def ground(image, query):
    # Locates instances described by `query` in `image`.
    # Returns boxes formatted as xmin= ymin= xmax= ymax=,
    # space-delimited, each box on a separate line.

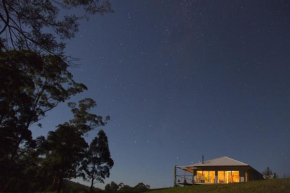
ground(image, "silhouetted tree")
xmin=0 ymin=50 xmax=87 ymax=191
xmin=118 ymin=184 xmax=133 ymax=192
xmin=0 ymin=1 xmax=113 ymax=192
xmin=0 ymin=49 xmax=86 ymax=157
xmin=0 ymin=135 xmax=46 ymax=192
xmin=134 ymin=183 xmax=150 ymax=192
xmin=84 ymin=130 xmax=114 ymax=192
xmin=0 ymin=0 xmax=113 ymax=58
xmin=263 ymin=167 xmax=276 ymax=179
xmin=105 ymin=181 xmax=119 ymax=192
xmin=68 ymin=98 xmax=110 ymax=134
xmin=42 ymin=125 xmax=88 ymax=193
xmin=39 ymin=98 xmax=109 ymax=193
xmin=104 ymin=182 xmax=150 ymax=193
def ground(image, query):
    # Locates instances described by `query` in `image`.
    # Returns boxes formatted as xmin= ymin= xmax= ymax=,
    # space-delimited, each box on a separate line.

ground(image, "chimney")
xmin=202 ymin=155 xmax=204 ymax=164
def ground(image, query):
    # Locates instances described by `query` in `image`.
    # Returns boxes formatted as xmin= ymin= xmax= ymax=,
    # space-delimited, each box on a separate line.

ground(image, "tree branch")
xmin=0 ymin=0 xmax=10 ymax=34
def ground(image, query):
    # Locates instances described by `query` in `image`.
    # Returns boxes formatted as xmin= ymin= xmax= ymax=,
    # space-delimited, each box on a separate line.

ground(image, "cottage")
xmin=174 ymin=156 xmax=263 ymax=185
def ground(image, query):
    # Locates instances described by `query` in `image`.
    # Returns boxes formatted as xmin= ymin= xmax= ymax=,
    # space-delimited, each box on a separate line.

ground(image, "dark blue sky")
xmin=32 ymin=0 xmax=290 ymax=189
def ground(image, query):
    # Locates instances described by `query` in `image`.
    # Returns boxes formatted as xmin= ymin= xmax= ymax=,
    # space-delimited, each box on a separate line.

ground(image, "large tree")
xmin=0 ymin=50 xmax=89 ymax=191
xmin=0 ymin=0 xmax=113 ymax=58
xmin=0 ymin=0 xmax=113 ymax=161
xmin=84 ymin=130 xmax=114 ymax=192
xmin=39 ymin=98 xmax=109 ymax=193
xmin=0 ymin=1 xmax=113 ymax=192
xmin=42 ymin=125 xmax=88 ymax=193
xmin=0 ymin=49 xmax=87 ymax=160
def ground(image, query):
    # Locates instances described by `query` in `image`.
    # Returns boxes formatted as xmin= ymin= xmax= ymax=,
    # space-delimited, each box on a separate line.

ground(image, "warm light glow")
xmin=209 ymin=171 xmax=215 ymax=183
xmin=197 ymin=170 xmax=240 ymax=184
xmin=196 ymin=171 xmax=202 ymax=183
xmin=226 ymin=171 xmax=231 ymax=183
xmin=232 ymin=171 xmax=239 ymax=182
xmin=196 ymin=171 xmax=215 ymax=184
xmin=218 ymin=171 xmax=225 ymax=184
xmin=218 ymin=171 xmax=240 ymax=184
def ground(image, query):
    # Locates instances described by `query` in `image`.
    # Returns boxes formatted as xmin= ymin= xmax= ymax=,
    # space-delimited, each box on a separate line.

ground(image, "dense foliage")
xmin=0 ymin=1 xmax=114 ymax=192
xmin=105 ymin=181 xmax=150 ymax=193
xmin=54 ymin=180 xmax=151 ymax=193
xmin=84 ymin=130 xmax=114 ymax=192
xmin=0 ymin=0 xmax=113 ymax=58
xmin=0 ymin=91 xmax=112 ymax=192
xmin=262 ymin=167 xmax=277 ymax=179
xmin=0 ymin=49 xmax=87 ymax=159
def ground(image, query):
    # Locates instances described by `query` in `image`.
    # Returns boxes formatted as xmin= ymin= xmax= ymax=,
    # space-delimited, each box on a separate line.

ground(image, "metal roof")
xmin=189 ymin=156 xmax=248 ymax=166
xmin=177 ymin=156 xmax=249 ymax=168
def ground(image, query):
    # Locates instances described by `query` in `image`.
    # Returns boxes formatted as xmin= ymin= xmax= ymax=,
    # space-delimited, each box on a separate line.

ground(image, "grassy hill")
xmin=145 ymin=178 xmax=290 ymax=193
xmin=63 ymin=180 xmax=103 ymax=193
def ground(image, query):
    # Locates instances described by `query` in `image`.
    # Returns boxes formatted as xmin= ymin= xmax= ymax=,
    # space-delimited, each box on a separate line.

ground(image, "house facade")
xmin=174 ymin=156 xmax=263 ymax=185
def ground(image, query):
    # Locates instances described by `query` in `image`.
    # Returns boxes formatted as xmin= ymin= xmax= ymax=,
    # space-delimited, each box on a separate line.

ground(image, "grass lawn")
xmin=146 ymin=178 xmax=290 ymax=193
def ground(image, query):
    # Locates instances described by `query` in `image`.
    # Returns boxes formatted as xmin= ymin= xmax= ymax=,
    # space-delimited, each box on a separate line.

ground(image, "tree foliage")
xmin=263 ymin=167 xmax=277 ymax=179
xmin=134 ymin=183 xmax=151 ymax=192
xmin=0 ymin=1 xmax=114 ymax=192
xmin=39 ymin=98 xmax=110 ymax=193
xmin=0 ymin=0 xmax=113 ymax=58
xmin=84 ymin=130 xmax=114 ymax=192
xmin=68 ymin=98 xmax=110 ymax=134
xmin=104 ymin=181 xmax=150 ymax=193
xmin=105 ymin=181 xmax=119 ymax=192
xmin=42 ymin=125 xmax=88 ymax=193
xmin=0 ymin=49 xmax=87 ymax=160
xmin=0 ymin=49 xmax=88 ymax=191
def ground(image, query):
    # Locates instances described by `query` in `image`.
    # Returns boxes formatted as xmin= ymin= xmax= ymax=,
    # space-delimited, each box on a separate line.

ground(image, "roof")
xmin=190 ymin=156 xmax=248 ymax=167
xmin=177 ymin=156 xmax=249 ymax=169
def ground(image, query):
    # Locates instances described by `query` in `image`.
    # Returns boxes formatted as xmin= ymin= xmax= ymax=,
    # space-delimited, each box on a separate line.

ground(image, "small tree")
xmin=134 ymin=183 xmax=150 ymax=192
xmin=105 ymin=181 xmax=118 ymax=192
xmin=263 ymin=167 xmax=276 ymax=179
xmin=119 ymin=184 xmax=133 ymax=192
xmin=84 ymin=130 xmax=114 ymax=192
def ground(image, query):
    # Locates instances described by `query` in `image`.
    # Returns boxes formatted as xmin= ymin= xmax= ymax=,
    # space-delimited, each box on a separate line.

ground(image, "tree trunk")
xmin=51 ymin=177 xmax=57 ymax=191
xmin=56 ymin=177 xmax=63 ymax=193
xmin=90 ymin=178 xmax=94 ymax=193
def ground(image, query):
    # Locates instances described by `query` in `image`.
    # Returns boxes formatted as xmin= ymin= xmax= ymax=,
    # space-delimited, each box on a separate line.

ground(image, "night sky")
xmin=32 ymin=0 xmax=290 ymax=189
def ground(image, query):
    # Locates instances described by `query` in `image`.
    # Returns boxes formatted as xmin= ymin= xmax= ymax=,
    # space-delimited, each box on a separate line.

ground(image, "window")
xmin=196 ymin=171 xmax=215 ymax=184
xmin=232 ymin=171 xmax=239 ymax=182
xmin=196 ymin=171 xmax=202 ymax=183
xmin=218 ymin=171 xmax=225 ymax=184
xmin=218 ymin=171 xmax=240 ymax=184
xmin=226 ymin=171 xmax=232 ymax=183
xmin=209 ymin=171 xmax=215 ymax=183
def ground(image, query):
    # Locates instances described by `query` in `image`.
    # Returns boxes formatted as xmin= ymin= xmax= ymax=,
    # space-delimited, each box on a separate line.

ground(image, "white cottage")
xmin=174 ymin=156 xmax=263 ymax=185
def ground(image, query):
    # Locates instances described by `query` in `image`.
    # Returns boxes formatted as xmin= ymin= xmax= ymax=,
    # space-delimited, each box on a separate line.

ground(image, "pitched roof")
xmin=188 ymin=156 xmax=248 ymax=167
